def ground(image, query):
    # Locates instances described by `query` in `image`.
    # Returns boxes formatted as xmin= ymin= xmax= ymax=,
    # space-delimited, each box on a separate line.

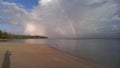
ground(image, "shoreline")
xmin=0 ymin=42 xmax=105 ymax=68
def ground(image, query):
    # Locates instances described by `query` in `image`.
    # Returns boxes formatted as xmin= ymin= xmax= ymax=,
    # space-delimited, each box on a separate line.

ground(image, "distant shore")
xmin=0 ymin=43 xmax=105 ymax=68
xmin=0 ymin=30 xmax=48 ymax=39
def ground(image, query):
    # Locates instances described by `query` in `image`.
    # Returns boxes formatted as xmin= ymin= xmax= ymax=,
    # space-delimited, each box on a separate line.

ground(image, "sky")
xmin=0 ymin=0 xmax=120 ymax=38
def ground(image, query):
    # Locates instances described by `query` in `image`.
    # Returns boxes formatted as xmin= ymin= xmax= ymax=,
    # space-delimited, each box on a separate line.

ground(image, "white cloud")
xmin=24 ymin=23 xmax=45 ymax=35
xmin=29 ymin=0 xmax=118 ymax=38
xmin=40 ymin=0 xmax=54 ymax=6
xmin=0 ymin=2 xmax=29 ymax=24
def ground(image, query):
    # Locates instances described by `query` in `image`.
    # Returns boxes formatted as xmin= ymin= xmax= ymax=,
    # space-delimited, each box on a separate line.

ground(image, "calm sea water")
xmin=2 ymin=39 xmax=120 ymax=68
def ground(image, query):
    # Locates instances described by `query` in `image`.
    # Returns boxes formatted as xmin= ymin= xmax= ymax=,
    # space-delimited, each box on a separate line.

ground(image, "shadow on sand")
xmin=2 ymin=51 xmax=11 ymax=68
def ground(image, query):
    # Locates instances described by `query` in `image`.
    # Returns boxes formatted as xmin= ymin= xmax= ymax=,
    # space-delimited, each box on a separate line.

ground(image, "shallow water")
xmin=1 ymin=39 xmax=120 ymax=68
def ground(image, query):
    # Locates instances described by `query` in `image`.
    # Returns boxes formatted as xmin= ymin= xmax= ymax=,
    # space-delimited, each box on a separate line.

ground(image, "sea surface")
xmin=1 ymin=38 xmax=120 ymax=68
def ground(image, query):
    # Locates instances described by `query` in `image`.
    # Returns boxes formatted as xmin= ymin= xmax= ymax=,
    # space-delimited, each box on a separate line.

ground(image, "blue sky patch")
xmin=4 ymin=0 xmax=39 ymax=10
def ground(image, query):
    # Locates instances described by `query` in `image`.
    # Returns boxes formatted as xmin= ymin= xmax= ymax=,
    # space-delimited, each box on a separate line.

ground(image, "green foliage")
xmin=0 ymin=30 xmax=48 ymax=39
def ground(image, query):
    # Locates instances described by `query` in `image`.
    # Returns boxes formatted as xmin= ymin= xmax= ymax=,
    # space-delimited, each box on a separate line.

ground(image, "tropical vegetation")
xmin=0 ymin=30 xmax=48 ymax=39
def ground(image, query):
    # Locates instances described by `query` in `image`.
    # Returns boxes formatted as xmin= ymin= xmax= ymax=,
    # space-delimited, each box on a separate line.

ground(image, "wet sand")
xmin=0 ymin=43 xmax=104 ymax=68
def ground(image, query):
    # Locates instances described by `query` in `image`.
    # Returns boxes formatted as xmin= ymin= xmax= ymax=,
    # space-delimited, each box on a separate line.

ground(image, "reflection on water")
xmin=25 ymin=39 xmax=120 ymax=68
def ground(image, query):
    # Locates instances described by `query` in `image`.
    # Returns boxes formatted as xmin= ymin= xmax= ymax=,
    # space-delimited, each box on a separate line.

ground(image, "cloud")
xmin=112 ymin=15 xmax=120 ymax=21
xmin=29 ymin=0 xmax=118 ymax=37
xmin=24 ymin=23 xmax=45 ymax=35
xmin=0 ymin=0 xmax=120 ymax=38
xmin=113 ymin=25 xmax=120 ymax=31
xmin=0 ymin=2 xmax=30 ymax=33
xmin=0 ymin=2 xmax=29 ymax=24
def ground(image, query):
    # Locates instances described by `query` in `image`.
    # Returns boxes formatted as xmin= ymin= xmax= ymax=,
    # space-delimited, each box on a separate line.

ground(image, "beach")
xmin=0 ymin=42 xmax=104 ymax=68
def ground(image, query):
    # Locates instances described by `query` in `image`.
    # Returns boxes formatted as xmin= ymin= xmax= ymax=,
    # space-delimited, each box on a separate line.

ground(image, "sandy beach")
xmin=0 ymin=42 xmax=104 ymax=68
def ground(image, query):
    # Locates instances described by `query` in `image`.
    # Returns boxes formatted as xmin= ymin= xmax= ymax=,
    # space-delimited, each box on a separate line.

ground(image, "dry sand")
xmin=0 ymin=42 xmax=105 ymax=68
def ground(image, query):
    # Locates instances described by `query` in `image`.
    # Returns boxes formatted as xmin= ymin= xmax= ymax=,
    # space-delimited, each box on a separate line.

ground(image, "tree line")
xmin=0 ymin=30 xmax=48 ymax=39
